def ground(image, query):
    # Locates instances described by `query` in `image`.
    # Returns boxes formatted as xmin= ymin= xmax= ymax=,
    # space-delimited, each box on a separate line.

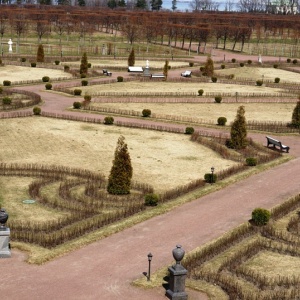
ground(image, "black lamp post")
xmin=147 ymin=253 xmax=153 ymax=281
xmin=211 ymin=167 xmax=215 ymax=184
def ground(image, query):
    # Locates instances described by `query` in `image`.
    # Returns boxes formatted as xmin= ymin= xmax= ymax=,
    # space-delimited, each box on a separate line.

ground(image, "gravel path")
xmin=1 ymin=49 xmax=300 ymax=300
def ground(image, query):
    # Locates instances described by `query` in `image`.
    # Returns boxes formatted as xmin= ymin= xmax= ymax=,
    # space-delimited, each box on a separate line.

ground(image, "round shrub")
xmin=246 ymin=157 xmax=257 ymax=166
xmin=189 ymin=62 xmax=194 ymax=67
xmin=251 ymin=208 xmax=271 ymax=226
xmin=144 ymin=193 xmax=159 ymax=206
xmin=84 ymin=95 xmax=92 ymax=102
xmin=228 ymin=74 xmax=235 ymax=79
xmin=117 ymin=76 xmax=123 ymax=82
xmin=293 ymin=59 xmax=298 ymax=64
xmin=42 ymin=76 xmax=50 ymax=82
xmin=287 ymin=58 xmax=291 ymax=63
xmin=54 ymin=60 xmax=60 ymax=65
xmin=64 ymin=65 xmax=70 ymax=72
xmin=215 ymin=95 xmax=222 ymax=103
xmin=204 ymin=173 xmax=217 ymax=184
xmin=217 ymin=117 xmax=227 ymax=126
xmin=73 ymin=102 xmax=82 ymax=109
xmin=231 ymin=58 xmax=236 ymax=63
xmin=80 ymin=73 xmax=86 ymax=78
xmin=198 ymin=89 xmax=204 ymax=96
xmin=21 ymin=57 xmax=26 ymax=62
xmin=240 ymin=62 xmax=244 ymax=67
xmin=3 ymin=80 xmax=11 ymax=86
xmin=185 ymin=127 xmax=194 ymax=134
xmin=31 ymin=62 xmax=36 ymax=67
xmin=142 ymin=109 xmax=151 ymax=117
xmin=274 ymin=77 xmax=280 ymax=83
xmin=0 ymin=87 xmax=3 ymax=94
xmin=273 ymin=64 xmax=278 ymax=68
xmin=104 ymin=116 xmax=114 ymax=125
xmin=200 ymin=66 xmax=204 ymax=72
xmin=74 ymin=89 xmax=82 ymax=96
xmin=247 ymin=60 xmax=252 ymax=65
xmin=81 ymin=80 xmax=88 ymax=86
xmin=33 ymin=106 xmax=41 ymax=115
xmin=45 ymin=83 xmax=52 ymax=90
xmin=225 ymin=138 xmax=234 ymax=149
xmin=2 ymin=97 xmax=11 ymax=105
xmin=256 ymin=80 xmax=263 ymax=86
xmin=221 ymin=64 xmax=225 ymax=69
xmin=211 ymin=76 xmax=217 ymax=83
xmin=88 ymin=63 xmax=92 ymax=68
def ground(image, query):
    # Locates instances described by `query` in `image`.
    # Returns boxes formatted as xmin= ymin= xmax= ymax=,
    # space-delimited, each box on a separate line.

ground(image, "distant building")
xmin=266 ymin=0 xmax=298 ymax=14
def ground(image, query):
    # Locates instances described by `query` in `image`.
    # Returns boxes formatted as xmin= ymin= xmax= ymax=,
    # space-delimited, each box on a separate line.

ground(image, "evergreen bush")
xmin=142 ymin=109 xmax=151 ymax=117
xmin=240 ymin=62 xmax=244 ymax=67
xmin=215 ymin=95 xmax=222 ymax=103
xmin=246 ymin=157 xmax=257 ymax=166
xmin=31 ymin=62 xmax=37 ymax=67
xmin=198 ymin=89 xmax=204 ymax=96
xmin=21 ymin=57 xmax=26 ymax=62
xmin=42 ymin=76 xmax=50 ymax=82
xmin=88 ymin=63 xmax=92 ymax=68
xmin=73 ymin=102 xmax=82 ymax=109
xmin=189 ymin=62 xmax=194 ymax=67
xmin=45 ymin=83 xmax=52 ymax=90
xmin=274 ymin=77 xmax=280 ymax=83
xmin=81 ymin=80 xmax=88 ymax=86
xmin=287 ymin=58 xmax=291 ymax=63
xmin=84 ymin=95 xmax=92 ymax=102
xmin=247 ymin=60 xmax=252 ymax=64
xmin=128 ymin=48 xmax=135 ymax=66
xmin=0 ymin=87 xmax=2 ymax=94
xmin=217 ymin=117 xmax=227 ymax=126
xmin=104 ymin=116 xmax=114 ymax=125
xmin=144 ymin=194 xmax=159 ymax=206
xmin=3 ymin=80 xmax=11 ymax=86
xmin=211 ymin=76 xmax=217 ymax=83
xmin=221 ymin=64 xmax=225 ymax=69
xmin=2 ymin=97 xmax=11 ymax=105
xmin=80 ymin=52 xmax=88 ymax=76
xmin=256 ymin=80 xmax=263 ymax=86
xmin=203 ymin=56 xmax=214 ymax=77
xmin=36 ymin=44 xmax=44 ymax=63
xmin=185 ymin=127 xmax=194 ymax=134
xmin=64 ymin=65 xmax=70 ymax=72
xmin=204 ymin=173 xmax=217 ymax=184
xmin=74 ymin=89 xmax=82 ymax=96
xmin=231 ymin=58 xmax=236 ymax=63
xmin=252 ymin=208 xmax=271 ymax=226
xmin=273 ymin=64 xmax=278 ymax=68
xmin=54 ymin=60 xmax=60 ymax=65
xmin=33 ymin=106 xmax=41 ymax=115
xmin=291 ymin=101 xmax=300 ymax=127
xmin=225 ymin=139 xmax=234 ymax=149
xmin=293 ymin=59 xmax=298 ymax=64
xmin=117 ymin=76 xmax=123 ymax=82
xmin=230 ymin=106 xmax=248 ymax=149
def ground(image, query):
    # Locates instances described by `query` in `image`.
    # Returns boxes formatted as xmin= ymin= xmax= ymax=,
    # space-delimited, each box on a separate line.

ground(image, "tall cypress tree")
xmin=203 ymin=55 xmax=214 ymax=77
xmin=163 ymin=60 xmax=169 ymax=80
xmin=128 ymin=48 xmax=135 ymax=66
xmin=291 ymin=100 xmax=300 ymax=127
xmin=37 ymin=44 xmax=44 ymax=63
xmin=230 ymin=106 xmax=248 ymax=150
xmin=80 ymin=52 xmax=88 ymax=76
xmin=107 ymin=136 xmax=133 ymax=195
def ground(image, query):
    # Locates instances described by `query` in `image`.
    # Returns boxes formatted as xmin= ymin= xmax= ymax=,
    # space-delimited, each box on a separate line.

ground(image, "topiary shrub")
xmin=42 ymin=76 xmax=50 ymax=82
xmin=211 ymin=76 xmax=217 ymax=83
xmin=31 ymin=62 xmax=36 ymax=67
xmin=3 ymin=80 xmax=11 ymax=86
xmin=221 ymin=64 xmax=225 ymax=69
xmin=142 ymin=109 xmax=151 ymax=117
xmin=80 ymin=73 xmax=86 ymax=78
xmin=88 ymin=63 xmax=92 ymax=68
xmin=251 ymin=208 xmax=271 ymax=226
xmin=228 ymin=74 xmax=235 ymax=79
xmin=274 ymin=77 xmax=280 ymax=83
xmin=204 ymin=173 xmax=217 ymax=184
xmin=293 ymin=59 xmax=298 ymax=64
xmin=240 ymin=62 xmax=244 ymax=67
xmin=217 ymin=117 xmax=227 ymax=126
xmin=74 ymin=89 xmax=82 ymax=96
xmin=256 ymin=80 xmax=263 ymax=86
xmin=198 ymin=89 xmax=204 ymax=96
xmin=73 ymin=101 xmax=82 ymax=109
xmin=144 ymin=193 xmax=159 ymax=206
xmin=54 ymin=60 xmax=60 ymax=65
xmin=246 ymin=157 xmax=257 ymax=166
xmin=64 ymin=65 xmax=70 ymax=72
xmin=247 ymin=60 xmax=252 ymax=65
xmin=2 ymin=97 xmax=11 ymax=105
xmin=45 ymin=83 xmax=52 ymax=90
xmin=33 ymin=106 xmax=41 ymax=115
xmin=104 ymin=116 xmax=114 ymax=125
xmin=200 ymin=66 xmax=204 ymax=72
xmin=225 ymin=138 xmax=234 ymax=149
xmin=117 ymin=76 xmax=123 ymax=82
xmin=215 ymin=95 xmax=222 ymax=103
xmin=84 ymin=95 xmax=92 ymax=102
xmin=21 ymin=57 xmax=26 ymax=62
xmin=189 ymin=62 xmax=194 ymax=67
xmin=185 ymin=127 xmax=194 ymax=134
xmin=231 ymin=58 xmax=236 ymax=63
xmin=287 ymin=58 xmax=291 ymax=63
xmin=81 ymin=80 xmax=88 ymax=86
xmin=273 ymin=64 xmax=278 ymax=68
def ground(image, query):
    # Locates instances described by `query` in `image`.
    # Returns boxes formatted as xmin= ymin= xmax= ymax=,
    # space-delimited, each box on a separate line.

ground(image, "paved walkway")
xmin=1 ymin=49 xmax=300 ymax=300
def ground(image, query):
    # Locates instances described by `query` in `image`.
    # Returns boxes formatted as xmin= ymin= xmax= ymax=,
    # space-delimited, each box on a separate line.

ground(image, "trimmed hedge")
xmin=251 ymin=208 xmax=271 ymax=226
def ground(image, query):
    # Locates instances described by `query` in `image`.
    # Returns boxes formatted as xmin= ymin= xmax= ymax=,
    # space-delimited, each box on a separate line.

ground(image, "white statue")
xmin=146 ymin=60 xmax=149 ymax=68
xmin=258 ymin=54 xmax=262 ymax=64
xmin=8 ymin=39 xmax=13 ymax=53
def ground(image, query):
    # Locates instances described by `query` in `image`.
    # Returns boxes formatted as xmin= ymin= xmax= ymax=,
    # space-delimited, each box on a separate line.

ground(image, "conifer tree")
xmin=291 ymin=100 xmax=300 ymax=127
xmin=37 ymin=44 xmax=45 ymax=63
xmin=107 ymin=136 xmax=133 ymax=195
xmin=163 ymin=60 xmax=169 ymax=80
xmin=203 ymin=55 xmax=214 ymax=77
xmin=230 ymin=106 xmax=248 ymax=149
xmin=128 ymin=48 xmax=135 ymax=66
xmin=80 ymin=52 xmax=88 ymax=76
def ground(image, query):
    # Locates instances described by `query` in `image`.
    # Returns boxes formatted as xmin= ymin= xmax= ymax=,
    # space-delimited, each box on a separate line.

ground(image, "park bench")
xmin=151 ymin=73 xmax=165 ymax=79
xmin=181 ymin=70 xmax=192 ymax=77
xmin=128 ymin=66 xmax=143 ymax=72
xmin=266 ymin=136 xmax=290 ymax=153
xmin=103 ymin=69 xmax=112 ymax=76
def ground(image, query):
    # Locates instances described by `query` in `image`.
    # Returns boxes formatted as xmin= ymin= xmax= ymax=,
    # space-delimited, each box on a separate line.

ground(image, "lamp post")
xmin=147 ymin=253 xmax=153 ymax=281
xmin=211 ymin=167 xmax=215 ymax=184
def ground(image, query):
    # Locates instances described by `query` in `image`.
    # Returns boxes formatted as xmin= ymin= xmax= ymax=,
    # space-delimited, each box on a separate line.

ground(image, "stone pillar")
xmin=0 ymin=228 xmax=11 ymax=258
xmin=166 ymin=245 xmax=188 ymax=300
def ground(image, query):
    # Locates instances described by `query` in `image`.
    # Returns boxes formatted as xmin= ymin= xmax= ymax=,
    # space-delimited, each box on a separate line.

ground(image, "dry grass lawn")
xmin=0 ymin=65 xmax=73 ymax=83
xmin=0 ymin=117 xmax=238 ymax=193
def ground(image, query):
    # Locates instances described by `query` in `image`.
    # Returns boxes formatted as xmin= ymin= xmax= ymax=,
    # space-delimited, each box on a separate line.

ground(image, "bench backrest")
xmin=128 ymin=66 xmax=143 ymax=72
xmin=266 ymin=136 xmax=281 ymax=146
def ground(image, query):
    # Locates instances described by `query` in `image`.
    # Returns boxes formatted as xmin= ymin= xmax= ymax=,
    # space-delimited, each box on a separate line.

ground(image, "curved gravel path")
xmin=1 ymin=49 xmax=300 ymax=300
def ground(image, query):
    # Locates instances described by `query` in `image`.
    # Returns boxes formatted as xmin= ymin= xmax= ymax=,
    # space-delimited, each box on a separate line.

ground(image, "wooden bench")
xmin=266 ymin=136 xmax=290 ymax=153
xmin=151 ymin=73 xmax=165 ymax=79
xmin=103 ymin=69 xmax=112 ymax=76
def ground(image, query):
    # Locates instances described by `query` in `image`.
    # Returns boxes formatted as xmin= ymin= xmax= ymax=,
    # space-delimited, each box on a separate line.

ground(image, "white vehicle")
xmin=181 ymin=70 xmax=192 ymax=77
